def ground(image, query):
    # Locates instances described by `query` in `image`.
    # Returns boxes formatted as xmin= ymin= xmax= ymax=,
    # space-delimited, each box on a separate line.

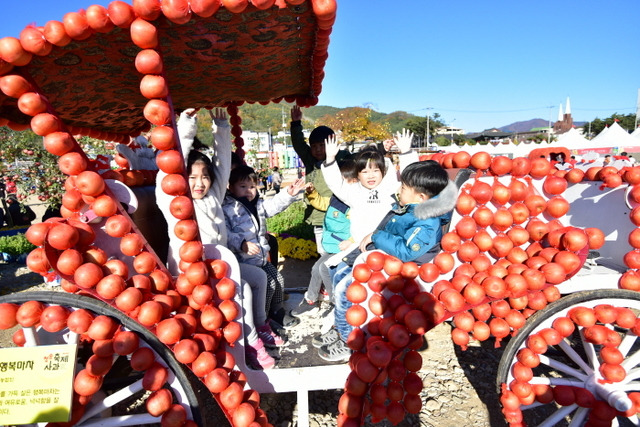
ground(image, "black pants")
xmin=266 ymin=233 xmax=278 ymax=268
xmin=262 ymin=262 xmax=284 ymax=317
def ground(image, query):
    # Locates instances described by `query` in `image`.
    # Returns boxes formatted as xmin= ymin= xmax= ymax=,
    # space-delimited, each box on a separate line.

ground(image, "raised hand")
xmin=394 ymin=128 xmax=414 ymax=154
xmin=209 ymin=107 xmax=228 ymax=124
xmin=291 ymin=105 xmax=302 ymax=121
xmin=324 ymin=134 xmax=340 ymax=164
xmin=383 ymin=139 xmax=395 ymax=152
xmin=305 ymin=182 xmax=315 ymax=194
xmin=287 ymin=178 xmax=307 ymax=196
xmin=183 ymin=108 xmax=198 ymax=117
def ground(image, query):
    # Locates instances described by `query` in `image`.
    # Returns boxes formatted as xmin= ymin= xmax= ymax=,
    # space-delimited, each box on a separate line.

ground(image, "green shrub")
xmin=0 ymin=233 xmax=35 ymax=257
xmin=266 ymin=201 xmax=314 ymax=241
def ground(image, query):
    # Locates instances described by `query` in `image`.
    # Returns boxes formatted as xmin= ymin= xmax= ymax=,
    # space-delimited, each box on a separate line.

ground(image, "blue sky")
xmin=1 ymin=1 xmax=638 ymax=132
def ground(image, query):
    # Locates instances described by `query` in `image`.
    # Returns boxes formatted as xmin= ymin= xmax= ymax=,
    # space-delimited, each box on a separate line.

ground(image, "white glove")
xmin=324 ymin=134 xmax=340 ymax=164
xmin=182 ymin=108 xmax=198 ymax=118
xmin=394 ymin=128 xmax=414 ymax=154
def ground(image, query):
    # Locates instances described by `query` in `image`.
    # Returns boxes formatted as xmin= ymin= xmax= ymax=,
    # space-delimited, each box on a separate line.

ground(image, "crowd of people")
xmin=150 ymin=105 xmax=459 ymax=369
xmin=257 ymin=167 xmax=284 ymax=195
xmin=287 ymin=106 xmax=457 ymax=362
xmin=2 ymin=105 xmax=456 ymax=370
xmin=12 ymin=104 xmax=635 ymax=368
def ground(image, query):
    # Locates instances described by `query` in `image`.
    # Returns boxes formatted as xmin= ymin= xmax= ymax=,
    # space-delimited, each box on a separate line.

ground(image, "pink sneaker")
xmin=257 ymin=323 xmax=285 ymax=348
xmin=246 ymin=339 xmax=275 ymax=370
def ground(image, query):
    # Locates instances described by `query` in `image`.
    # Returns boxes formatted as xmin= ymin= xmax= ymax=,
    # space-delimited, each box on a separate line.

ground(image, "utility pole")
xmin=425 ymin=107 xmax=433 ymax=150
xmin=281 ymin=106 xmax=287 ymax=146
xmin=547 ymin=105 xmax=554 ymax=144
xmin=450 ymin=119 xmax=456 ymax=145
xmin=633 ymin=89 xmax=640 ymax=130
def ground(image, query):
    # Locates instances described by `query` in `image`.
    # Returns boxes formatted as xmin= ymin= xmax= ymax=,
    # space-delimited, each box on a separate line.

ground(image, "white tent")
xmin=512 ymin=140 xmax=550 ymax=157
xmin=441 ymin=141 xmax=515 ymax=156
xmin=555 ymin=128 xmax=590 ymax=150
xmin=436 ymin=123 xmax=640 ymax=158
xmin=589 ymin=122 xmax=636 ymax=148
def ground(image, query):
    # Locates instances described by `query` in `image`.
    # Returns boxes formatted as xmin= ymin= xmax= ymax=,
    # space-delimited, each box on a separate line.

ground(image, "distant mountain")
xmin=497 ymin=119 xmax=589 ymax=133
xmin=499 ymin=119 xmax=548 ymax=133
xmin=302 ymin=105 xmax=342 ymax=122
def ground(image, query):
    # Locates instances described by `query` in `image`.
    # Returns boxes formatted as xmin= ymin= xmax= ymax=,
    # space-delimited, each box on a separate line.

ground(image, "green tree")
xmin=239 ymin=103 xmax=288 ymax=134
xmin=191 ymin=104 xmax=419 ymax=145
xmin=584 ymin=113 xmax=637 ymax=138
xmin=194 ymin=110 xmax=214 ymax=146
xmin=433 ymin=135 xmax=451 ymax=147
xmin=452 ymin=134 xmax=468 ymax=145
xmin=383 ymin=111 xmax=415 ymax=134
xmin=317 ymin=107 xmax=391 ymax=143
xmin=302 ymin=105 xmax=341 ymax=123
xmin=405 ymin=113 xmax=444 ymax=147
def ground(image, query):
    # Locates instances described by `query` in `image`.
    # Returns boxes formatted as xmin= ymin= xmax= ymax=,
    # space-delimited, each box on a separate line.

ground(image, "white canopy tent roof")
xmin=435 ymin=122 xmax=640 ymax=157
xmin=555 ymin=128 xmax=590 ymax=150
xmin=589 ymin=122 xmax=636 ymax=148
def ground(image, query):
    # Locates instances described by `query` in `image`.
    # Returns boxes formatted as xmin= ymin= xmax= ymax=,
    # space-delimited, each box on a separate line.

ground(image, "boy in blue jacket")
xmin=315 ymin=160 xmax=458 ymax=362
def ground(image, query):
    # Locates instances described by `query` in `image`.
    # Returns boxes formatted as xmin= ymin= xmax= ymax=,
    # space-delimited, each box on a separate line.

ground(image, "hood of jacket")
xmin=413 ymin=180 xmax=458 ymax=220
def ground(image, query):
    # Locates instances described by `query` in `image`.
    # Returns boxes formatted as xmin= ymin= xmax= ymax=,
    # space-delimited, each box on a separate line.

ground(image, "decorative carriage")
xmin=1 ymin=1 xmax=640 ymax=426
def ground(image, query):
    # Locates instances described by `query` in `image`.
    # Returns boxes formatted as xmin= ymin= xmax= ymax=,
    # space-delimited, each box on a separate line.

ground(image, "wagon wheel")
xmin=496 ymin=289 xmax=640 ymax=427
xmin=0 ymin=291 xmax=211 ymax=426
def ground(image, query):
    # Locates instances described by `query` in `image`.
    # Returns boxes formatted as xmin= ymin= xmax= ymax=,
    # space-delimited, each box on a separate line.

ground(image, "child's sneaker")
xmin=312 ymin=327 xmax=340 ymax=348
xmin=318 ymin=337 xmax=351 ymax=363
xmin=245 ymin=339 xmax=275 ymax=370
xmin=257 ymin=323 xmax=285 ymax=348
xmin=290 ymin=299 xmax=319 ymax=318
xmin=319 ymin=302 xmax=334 ymax=318
xmin=270 ymin=307 xmax=300 ymax=329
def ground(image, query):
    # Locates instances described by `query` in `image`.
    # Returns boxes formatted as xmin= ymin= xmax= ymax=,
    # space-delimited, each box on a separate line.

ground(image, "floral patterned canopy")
xmin=0 ymin=1 xmax=333 ymax=140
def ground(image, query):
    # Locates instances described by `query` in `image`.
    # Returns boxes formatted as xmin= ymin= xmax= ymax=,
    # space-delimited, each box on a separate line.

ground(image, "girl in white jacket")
xmin=156 ymin=109 xmax=281 ymax=370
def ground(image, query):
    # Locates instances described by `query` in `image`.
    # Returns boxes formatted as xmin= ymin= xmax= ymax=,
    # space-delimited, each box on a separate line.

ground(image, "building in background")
xmin=243 ymin=129 xmax=309 ymax=170
xmin=553 ymin=97 xmax=574 ymax=135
